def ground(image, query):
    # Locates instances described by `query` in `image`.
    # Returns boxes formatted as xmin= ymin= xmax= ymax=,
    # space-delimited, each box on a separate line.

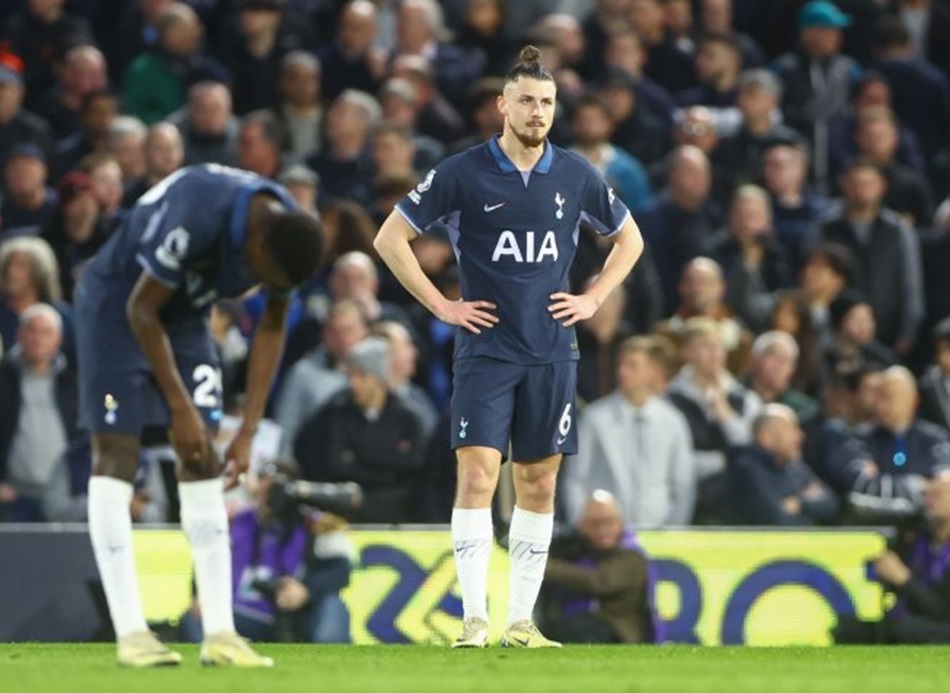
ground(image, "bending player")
xmin=374 ymin=46 xmax=644 ymax=648
xmin=75 ymin=164 xmax=323 ymax=667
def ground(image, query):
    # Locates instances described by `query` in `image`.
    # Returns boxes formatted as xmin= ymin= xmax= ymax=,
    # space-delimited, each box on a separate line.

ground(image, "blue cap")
xmin=799 ymin=1 xmax=852 ymax=29
xmin=5 ymin=143 xmax=45 ymax=164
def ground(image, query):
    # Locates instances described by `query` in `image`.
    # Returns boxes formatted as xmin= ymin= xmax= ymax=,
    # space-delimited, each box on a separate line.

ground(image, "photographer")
xmin=179 ymin=463 xmax=353 ymax=644
xmin=833 ymin=469 xmax=950 ymax=644
xmin=540 ymin=491 xmax=660 ymax=644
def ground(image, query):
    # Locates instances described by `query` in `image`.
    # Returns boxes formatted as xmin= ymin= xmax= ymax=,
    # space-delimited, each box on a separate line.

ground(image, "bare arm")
xmin=373 ymin=210 xmax=498 ymax=334
xmin=549 ymin=216 xmax=645 ymax=326
xmin=222 ymin=290 xmax=290 ymax=485
xmin=127 ymin=273 xmax=211 ymax=465
xmin=239 ymin=290 xmax=289 ymax=437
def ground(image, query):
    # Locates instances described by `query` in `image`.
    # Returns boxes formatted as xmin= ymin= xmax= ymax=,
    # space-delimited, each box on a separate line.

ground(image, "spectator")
xmin=746 ymin=331 xmax=819 ymax=421
xmin=581 ymin=0 xmax=638 ymax=82
xmin=7 ymin=0 xmax=93 ymax=107
xmin=327 ymin=252 xmax=415 ymax=339
xmin=169 ymin=81 xmax=240 ymax=166
xmin=854 ymin=107 xmax=933 ymax=228
xmin=873 ymin=15 xmax=950 ymax=186
xmin=598 ymin=68 xmax=670 ymax=168
xmin=317 ymin=0 xmax=386 ymax=103
xmin=654 ymin=257 xmax=754 ymax=377
xmin=0 ymin=236 xmax=69 ymax=354
xmin=109 ymin=0 xmax=175 ymax=81
xmin=456 ymin=0 xmax=514 ymax=78
xmin=698 ymin=0 xmax=765 ymax=69
xmin=271 ymin=52 xmax=323 ymax=159
xmin=378 ymin=77 xmax=445 ymax=173
xmin=0 ymin=304 xmax=78 ymax=523
xmin=107 ymin=116 xmax=147 ymax=188
xmin=639 ymin=145 xmax=722 ymax=313
xmin=834 ymin=469 xmax=950 ymax=644
xmin=122 ymin=122 xmax=185 ymax=207
xmin=237 ymin=110 xmax=283 ymax=179
xmin=0 ymin=51 xmax=53 ymax=166
xmin=277 ymin=164 xmax=319 ymax=218
xmin=542 ymin=490 xmax=658 ymax=644
xmin=716 ymin=70 xmax=803 ymax=196
xmin=275 ymin=300 xmax=369 ymax=456
xmin=78 ymin=153 xmax=125 ymax=226
xmin=826 ymin=71 xmax=927 ymax=185
xmin=391 ymin=55 xmax=467 ymax=146
xmin=919 ymin=318 xmax=950 ymax=432
xmin=573 ymin=281 xmax=630 ymax=404
xmin=602 ymin=30 xmax=676 ymax=131
xmin=305 ymin=90 xmax=378 ymax=206
xmin=371 ymin=121 xmax=418 ymax=180
xmin=570 ymin=93 xmax=652 ymax=214
xmin=53 ymin=89 xmax=118 ymax=181
xmin=564 ymin=336 xmax=696 ymax=528
xmin=391 ymin=0 xmax=486 ymax=110
xmin=725 ymin=404 xmax=839 ymax=525
xmin=824 ymin=290 xmax=896 ymax=382
xmin=630 ymin=0 xmax=696 ymax=96
xmin=817 ymin=159 xmax=924 ymax=355
xmin=665 ymin=107 xmax=726 ymax=206
xmin=217 ymin=0 xmax=315 ymax=116
xmin=705 ymin=184 xmax=792 ymax=331
xmin=677 ymin=33 xmax=743 ymax=134
xmin=1 ymin=144 xmax=57 ymax=233
xmin=294 ymin=336 xmax=427 ymax=524
xmin=122 ymin=3 xmax=218 ymax=125
xmin=40 ymin=171 xmax=110 ymax=301
xmin=450 ymin=77 xmax=505 ymax=153
xmin=773 ymin=1 xmax=862 ymax=192
xmin=845 ymin=366 xmax=950 ymax=523
xmin=761 ymin=142 xmax=831 ymax=273
xmin=35 ymin=45 xmax=108 ymax=142
xmin=667 ymin=317 xmax=762 ymax=521
xmin=373 ymin=320 xmax=438 ymax=441
xmin=180 ymin=462 xmax=352 ymax=643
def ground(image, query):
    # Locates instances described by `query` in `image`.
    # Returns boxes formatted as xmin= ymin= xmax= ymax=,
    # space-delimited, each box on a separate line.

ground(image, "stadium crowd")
xmin=1 ymin=0 xmax=950 ymax=537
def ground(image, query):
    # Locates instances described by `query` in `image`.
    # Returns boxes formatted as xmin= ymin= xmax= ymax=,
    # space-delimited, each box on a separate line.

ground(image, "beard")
xmin=511 ymin=122 xmax=550 ymax=148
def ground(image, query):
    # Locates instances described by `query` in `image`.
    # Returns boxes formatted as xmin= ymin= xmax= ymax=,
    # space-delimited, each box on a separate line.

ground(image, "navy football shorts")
xmin=75 ymin=277 xmax=223 ymax=435
xmin=450 ymin=357 xmax=578 ymax=460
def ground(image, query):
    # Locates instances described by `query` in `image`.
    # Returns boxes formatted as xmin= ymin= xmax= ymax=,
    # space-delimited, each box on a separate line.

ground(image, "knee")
xmin=92 ymin=435 xmax=140 ymax=483
xmin=516 ymin=469 xmax=558 ymax=508
xmin=456 ymin=464 xmax=497 ymax=501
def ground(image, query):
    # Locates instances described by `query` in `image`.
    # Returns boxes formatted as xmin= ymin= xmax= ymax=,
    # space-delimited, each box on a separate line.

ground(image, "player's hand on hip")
xmin=170 ymin=403 xmax=215 ymax=471
xmin=437 ymin=297 xmax=498 ymax=334
xmin=548 ymin=292 xmax=598 ymax=327
xmin=222 ymin=429 xmax=253 ymax=490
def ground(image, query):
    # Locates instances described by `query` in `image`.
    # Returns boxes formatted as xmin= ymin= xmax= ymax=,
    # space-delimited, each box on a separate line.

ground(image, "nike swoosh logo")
xmin=484 ymin=202 xmax=505 ymax=212
xmin=510 ymin=636 xmax=530 ymax=646
xmin=556 ymin=436 xmax=568 ymax=445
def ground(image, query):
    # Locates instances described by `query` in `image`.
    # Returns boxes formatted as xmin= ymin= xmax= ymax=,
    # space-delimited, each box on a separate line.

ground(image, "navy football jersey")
xmin=84 ymin=164 xmax=298 ymax=320
xmin=396 ymin=136 xmax=630 ymax=364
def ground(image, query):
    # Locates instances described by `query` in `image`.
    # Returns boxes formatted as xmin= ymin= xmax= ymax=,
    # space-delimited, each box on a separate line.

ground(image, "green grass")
xmin=1 ymin=644 xmax=946 ymax=693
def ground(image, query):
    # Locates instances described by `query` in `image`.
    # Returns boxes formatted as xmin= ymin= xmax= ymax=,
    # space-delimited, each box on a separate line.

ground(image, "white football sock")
xmin=451 ymin=507 xmax=494 ymax=622
xmin=507 ymin=507 xmax=554 ymax=626
xmin=88 ymin=476 xmax=148 ymax=639
xmin=179 ymin=479 xmax=235 ymax=636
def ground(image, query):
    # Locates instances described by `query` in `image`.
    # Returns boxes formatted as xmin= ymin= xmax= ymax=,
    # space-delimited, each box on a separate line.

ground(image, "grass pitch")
xmin=0 ymin=644 xmax=945 ymax=693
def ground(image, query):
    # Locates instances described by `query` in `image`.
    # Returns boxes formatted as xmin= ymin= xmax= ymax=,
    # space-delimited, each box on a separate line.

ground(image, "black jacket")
xmin=294 ymin=389 xmax=426 ymax=524
xmin=919 ymin=366 xmax=950 ymax=432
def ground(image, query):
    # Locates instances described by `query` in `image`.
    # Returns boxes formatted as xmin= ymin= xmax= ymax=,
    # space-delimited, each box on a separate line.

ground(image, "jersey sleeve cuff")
xmin=605 ymin=210 xmax=632 ymax=238
xmin=395 ymin=204 xmax=424 ymax=236
xmin=136 ymin=254 xmax=181 ymax=288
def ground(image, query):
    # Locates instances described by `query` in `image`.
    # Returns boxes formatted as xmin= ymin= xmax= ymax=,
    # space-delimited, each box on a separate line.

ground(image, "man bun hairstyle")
xmin=266 ymin=211 xmax=326 ymax=286
xmin=505 ymin=45 xmax=555 ymax=84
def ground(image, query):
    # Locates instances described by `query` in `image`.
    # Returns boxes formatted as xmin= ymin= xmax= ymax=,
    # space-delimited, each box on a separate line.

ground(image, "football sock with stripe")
xmin=507 ymin=507 xmax=554 ymax=626
xmin=452 ymin=507 xmax=494 ymax=622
